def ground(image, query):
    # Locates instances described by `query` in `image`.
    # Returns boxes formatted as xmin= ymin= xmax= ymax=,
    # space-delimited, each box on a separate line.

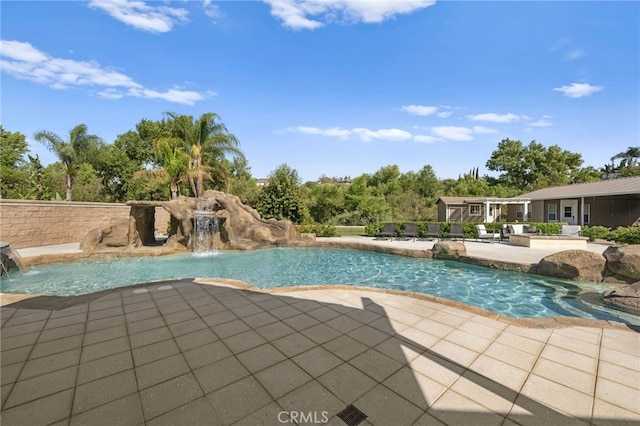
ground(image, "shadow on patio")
xmin=1 ymin=280 xmax=637 ymax=425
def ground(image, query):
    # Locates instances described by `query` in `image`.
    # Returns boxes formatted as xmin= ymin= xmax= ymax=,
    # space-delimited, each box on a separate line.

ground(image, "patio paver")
xmin=1 ymin=277 xmax=638 ymax=425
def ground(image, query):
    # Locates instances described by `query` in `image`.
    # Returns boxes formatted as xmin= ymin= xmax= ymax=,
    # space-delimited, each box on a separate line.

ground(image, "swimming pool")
xmin=1 ymin=248 xmax=637 ymax=325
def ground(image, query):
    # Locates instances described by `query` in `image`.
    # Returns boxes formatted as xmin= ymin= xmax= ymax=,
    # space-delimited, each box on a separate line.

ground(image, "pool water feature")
xmin=1 ymin=248 xmax=637 ymax=325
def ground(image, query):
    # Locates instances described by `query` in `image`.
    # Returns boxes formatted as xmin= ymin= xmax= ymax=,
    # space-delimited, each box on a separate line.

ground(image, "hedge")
xmin=365 ymin=221 xmax=637 ymax=241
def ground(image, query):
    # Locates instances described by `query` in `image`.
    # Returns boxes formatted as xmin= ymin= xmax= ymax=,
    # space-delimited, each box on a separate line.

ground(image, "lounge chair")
xmin=561 ymin=225 xmax=582 ymax=236
xmin=378 ymin=223 xmax=397 ymax=240
xmin=448 ymin=223 xmax=465 ymax=242
xmin=424 ymin=224 xmax=442 ymax=241
xmin=400 ymin=223 xmax=419 ymax=241
xmin=475 ymin=224 xmax=500 ymax=243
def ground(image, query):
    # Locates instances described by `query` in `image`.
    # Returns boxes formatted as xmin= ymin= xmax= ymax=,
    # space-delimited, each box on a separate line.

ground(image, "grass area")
xmin=335 ymin=226 xmax=366 ymax=236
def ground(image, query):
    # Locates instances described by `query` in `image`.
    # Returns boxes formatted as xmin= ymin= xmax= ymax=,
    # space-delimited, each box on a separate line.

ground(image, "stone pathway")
xmin=1 ymin=280 xmax=638 ymax=425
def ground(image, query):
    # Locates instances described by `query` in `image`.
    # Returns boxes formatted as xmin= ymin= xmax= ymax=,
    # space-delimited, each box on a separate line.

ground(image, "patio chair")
xmin=400 ymin=223 xmax=419 ymax=241
xmin=377 ymin=223 xmax=397 ymax=241
xmin=448 ymin=223 xmax=465 ymax=242
xmin=501 ymin=224 xmax=511 ymax=240
xmin=561 ymin=225 xmax=582 ymax=236
xmin=424 ymin=223 xmax=442 ymax=242
xmin=475 ymin=224 xmax=500 ymax=243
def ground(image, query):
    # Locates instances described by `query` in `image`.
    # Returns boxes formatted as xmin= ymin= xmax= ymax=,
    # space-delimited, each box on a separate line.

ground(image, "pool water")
xmin=1 ymin=248 xmax=637 ymax=325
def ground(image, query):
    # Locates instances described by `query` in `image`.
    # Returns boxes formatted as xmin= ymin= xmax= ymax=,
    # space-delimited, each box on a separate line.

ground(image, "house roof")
xmin=436 ymin=196 xmax=531 ymax=205
xmin=436 ymin=197 xmax=468 ymax=205
xmin=518 ymin=176 xmax=640 ymax=200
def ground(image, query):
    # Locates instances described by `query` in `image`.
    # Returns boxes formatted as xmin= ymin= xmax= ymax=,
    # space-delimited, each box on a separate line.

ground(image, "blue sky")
xmin=1 ymin=1 xmax=639 ymax=182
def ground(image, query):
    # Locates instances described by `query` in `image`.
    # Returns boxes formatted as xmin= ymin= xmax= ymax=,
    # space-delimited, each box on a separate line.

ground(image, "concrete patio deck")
xmin=1 ymin=239 xmax=638 ymax=425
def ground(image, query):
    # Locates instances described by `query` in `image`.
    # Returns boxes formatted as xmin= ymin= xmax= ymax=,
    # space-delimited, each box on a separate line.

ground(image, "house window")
xmin=583 ymin=204 xmax=591 ymax=224
xmin=469 ymin=204 xmax=481 ymax=216
xmin=564 ymin=206 xmax=572 ymax=219
xmin=515 ymin=205 xmax=523 ymax=220
xmin=548 ymin=204 xmax=557 ymax=222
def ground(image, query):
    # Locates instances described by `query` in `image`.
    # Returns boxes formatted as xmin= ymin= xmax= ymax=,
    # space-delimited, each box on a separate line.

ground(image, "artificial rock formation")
xmin=80 ymin=218 xmax=130 ymax=251
xmin=603 ymin=281 xmax=640 ymax=312
xmin=82 ymin=190 xmax=309 ymax=253
xmin=603 ymin=245 xmax=640 ymax=283
xmin=536 ymin=250 xmax=606 ymax=282
xmin=432 ymin=241 xmax=467 ymax=260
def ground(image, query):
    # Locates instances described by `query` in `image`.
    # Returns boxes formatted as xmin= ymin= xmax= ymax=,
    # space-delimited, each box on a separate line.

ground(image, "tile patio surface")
xmin=1 ymin=277 xmax=639 ymax=426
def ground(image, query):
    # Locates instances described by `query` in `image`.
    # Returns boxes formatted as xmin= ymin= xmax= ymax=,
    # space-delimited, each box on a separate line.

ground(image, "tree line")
xmin=1 ymin=114 xmax=638 ymax=225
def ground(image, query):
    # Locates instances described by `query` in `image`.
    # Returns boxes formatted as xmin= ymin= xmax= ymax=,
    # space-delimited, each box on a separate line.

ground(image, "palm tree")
xmin=155 ymin=139 xmax=190 ymax=199
xmin=163 ymin=112 xmax=242 ymax=197
xmin=34 ymin=124 xmax=101 ymax=201
xmin=611 ymin=146 xmax=640 ymax=170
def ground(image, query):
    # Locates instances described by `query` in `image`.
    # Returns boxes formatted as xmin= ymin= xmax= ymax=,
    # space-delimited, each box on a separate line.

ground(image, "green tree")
xmin=163 ymin=112 xmax=242 ymax=197
xmin=126 ymin=170 xmax=171 ymax=201
xmin=34 ymin=124 xmax=102 ymax=201
xmin=23 ymin=155 xmax=47 ymax=199
xmin=150 ymin=139 xmax=190 ymax=199
xmin=87 ymin=142 xmax=136 ymax=202
xmin=368 ymin=164 xmax=402 ymax=196
xmin=256 ymin=164 xmax=307 ymax=223
xmin=41 ymin=162 xmax=103 ymax=201
xmin=227 ymin=156 xmax=260 ymax=206
xmin=414 ymin=165 xmax=441 ymax=199
xmin=344 ymin=175 xmax=391 ymax=224
xmin=486 ymin=139 xmax=587 ymax=191
xmin=92 ymin=120 xmax=167 ymax=202
xmin=305 ymin=182 xmax=346 ymax=223
xmin=570 ymin=166 xmax=602 ymax=183
xmin=0 ymin=126 xmax=29 ymax=199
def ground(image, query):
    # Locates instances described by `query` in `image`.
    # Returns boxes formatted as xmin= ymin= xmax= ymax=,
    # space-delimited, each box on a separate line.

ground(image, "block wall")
xmin=0 ymin=200 xmax=171 ymax=249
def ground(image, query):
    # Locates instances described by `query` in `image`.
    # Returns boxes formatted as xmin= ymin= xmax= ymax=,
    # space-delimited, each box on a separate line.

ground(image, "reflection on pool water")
xmin=1 ymin=248 xmax=637 ymax=325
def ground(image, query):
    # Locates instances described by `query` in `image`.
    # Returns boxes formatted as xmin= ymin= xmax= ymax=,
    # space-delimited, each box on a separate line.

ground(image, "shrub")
xmin=297 ymin=223 xmax=337 ymax=237
xmin=582 ymin=226 xmax=613 ymax=242
xmin=610 ymin=226 xmax=640 ymax=244
xmin=533 ymin=222 xmax=562 ymax=235
xmin=365 ymin=223 xmax=382 ymax=237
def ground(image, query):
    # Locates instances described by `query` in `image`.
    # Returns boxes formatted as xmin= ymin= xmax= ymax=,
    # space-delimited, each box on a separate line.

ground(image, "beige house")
xmin=512 ymin=176 xmax=640 ymax=228
xmin=436 ymin=176 xmax=640 ymax=227
xmin=436 ymin=197 xmax=531 ymax=223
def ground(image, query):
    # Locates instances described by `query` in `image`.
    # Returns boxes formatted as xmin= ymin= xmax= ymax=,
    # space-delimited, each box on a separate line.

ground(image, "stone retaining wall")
xmin=0 ymin=200 xmax=171 ymax=249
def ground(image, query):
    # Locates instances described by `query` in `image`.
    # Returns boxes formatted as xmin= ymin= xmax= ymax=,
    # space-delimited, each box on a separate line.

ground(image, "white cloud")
xmin=88 ymin=0 xmax=188 ymax=33
xmin=203 ymin=0 xmax=220 ymax=20
xmin=564 ymin=49 xmax=586 ymax=61
xmin=472 ymin=126 xmax=497 ymax=134
xmin=529 ymin=119 xmax=552 ymax=127
xmin=263 ymin=0 xmax=435 ymax=30
xmin=289 ymin=126 xmax=411 ymax=142
xmin=97 ymin=88 xmax=125 ymax=99
xmin=291 ymin=126 xmax=351 ymax=138
xmin=553 ymin=83 xmax=603 ymax=98
xmin=400 ymin=104 xmax=438 ymax=116
xmin=0 ymin=39 xmax=207 ymax=105
xmin=413 ymin=135 xmax=438 ymax=143
xmin=294 ymin=126 xmax=324 ymax=135
xmin=352 ymin=128 xmax=412 ymax=142
xmin=128 ymin=87 xmax=205 ymax=105
xmin=431 ymin=126 xmax=474 ymax=141
xmin=0 ymin=39 xmax=48 ymax=62
xmin=467 ymin=112 xmax=521 ymax=123
xmin=401 ymin=104 xmax=455 ymax=118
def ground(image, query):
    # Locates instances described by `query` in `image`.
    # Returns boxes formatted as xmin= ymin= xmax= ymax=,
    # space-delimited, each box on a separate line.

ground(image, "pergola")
xmin=463 ymin=197 xmax=532 ymax=223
